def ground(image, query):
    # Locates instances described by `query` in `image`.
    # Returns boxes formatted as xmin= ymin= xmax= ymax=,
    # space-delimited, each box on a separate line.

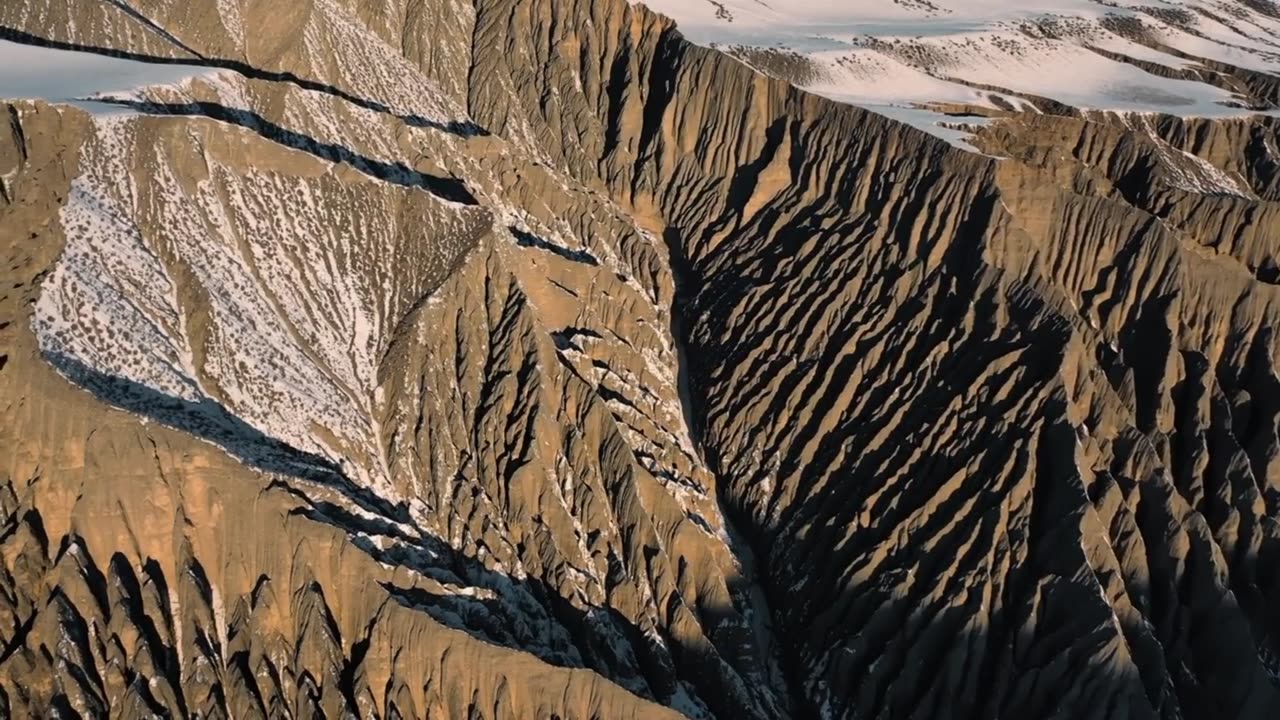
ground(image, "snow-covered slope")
xmin=636 ymin=0 xmax=1280 ymax=145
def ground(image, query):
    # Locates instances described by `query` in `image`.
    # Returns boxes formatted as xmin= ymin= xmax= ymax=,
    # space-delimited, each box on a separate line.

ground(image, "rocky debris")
xmin=725 ymin=46 xmax=825 ymax=87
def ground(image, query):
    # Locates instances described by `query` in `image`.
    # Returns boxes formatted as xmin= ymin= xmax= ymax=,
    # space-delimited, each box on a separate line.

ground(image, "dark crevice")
xmin=550 ymin=326 xmax=604 ymax=352
xmin=660 ymin=222 xmax=810 ymax=719
xmin=6 ymin=105 xmax=26 ymax=162
xmin=637 ymin=28 xmax=682 ymax=166
xmin=102 ymin=0 xmax=205 ymax=59
xmin=510 ymin=226 xmax=599 ymax=266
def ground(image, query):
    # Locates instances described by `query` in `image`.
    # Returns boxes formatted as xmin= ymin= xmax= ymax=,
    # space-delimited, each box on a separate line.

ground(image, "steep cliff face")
xmin=464 ymin=2 xmax=1280 ymax=717
xmin=1 ymin=0 xmax=1279 ymax=719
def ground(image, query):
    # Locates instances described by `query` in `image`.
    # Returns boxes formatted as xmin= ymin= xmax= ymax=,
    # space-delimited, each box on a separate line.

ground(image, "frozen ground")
xmin=635 ymin=0 xmax=1280 ymax=147
xmin=0 ymin=39 xmax=213 ymax=113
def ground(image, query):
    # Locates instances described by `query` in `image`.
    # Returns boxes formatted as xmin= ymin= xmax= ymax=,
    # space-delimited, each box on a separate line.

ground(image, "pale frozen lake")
xmin=0 ymin=39 xmax=211 ymax=113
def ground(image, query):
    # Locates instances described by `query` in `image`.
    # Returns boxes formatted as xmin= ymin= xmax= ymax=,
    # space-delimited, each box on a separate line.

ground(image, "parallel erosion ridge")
xmin=0 ymin=0 xmax=1278 ymax=718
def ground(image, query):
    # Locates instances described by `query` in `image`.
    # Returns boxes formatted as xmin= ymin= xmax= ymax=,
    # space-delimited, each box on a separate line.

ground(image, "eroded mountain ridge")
xmin=0 ymin=0 xmax=1278 ymax=718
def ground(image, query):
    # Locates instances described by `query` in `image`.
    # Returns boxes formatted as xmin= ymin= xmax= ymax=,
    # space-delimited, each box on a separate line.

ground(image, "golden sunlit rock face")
xmin=1 ymin=1 xmax=1279 ymax=718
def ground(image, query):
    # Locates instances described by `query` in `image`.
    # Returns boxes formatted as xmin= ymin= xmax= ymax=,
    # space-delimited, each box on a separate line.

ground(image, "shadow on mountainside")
xmin=37 ymin=350 xmax=768 ymax=718
xmin=102 ymin=0 xmax=203 ymax=59
xmin=0 ymin=27 xmax=490 ymax=138
xmin=91 ymin=97 xmax=478 ymax=204
xmin=661 ymin=180 xmax=1280 ymax=720
xmin=43 ymin=350 xmax=411 ymax=524
xmin=509 ymin=226 xmax=600 ymax=266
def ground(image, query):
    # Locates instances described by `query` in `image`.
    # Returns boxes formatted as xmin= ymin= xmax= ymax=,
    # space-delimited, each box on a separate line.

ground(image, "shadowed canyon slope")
xmin=1 ymin=0 xmax=1279 ymax=718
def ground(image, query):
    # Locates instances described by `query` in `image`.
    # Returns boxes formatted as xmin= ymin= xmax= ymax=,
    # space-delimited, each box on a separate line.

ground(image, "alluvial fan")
xmin=0 ymin=1 xmax=1279 ymax=718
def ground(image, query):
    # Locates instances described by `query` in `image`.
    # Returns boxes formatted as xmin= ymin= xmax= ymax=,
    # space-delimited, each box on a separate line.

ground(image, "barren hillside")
xmin=1 ymin=1 xmax=1278 ymax=718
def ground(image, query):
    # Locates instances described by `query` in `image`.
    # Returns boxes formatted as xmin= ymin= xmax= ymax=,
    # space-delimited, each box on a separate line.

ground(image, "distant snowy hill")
xmin=636 ymin=0 xmax=1280 ymax=146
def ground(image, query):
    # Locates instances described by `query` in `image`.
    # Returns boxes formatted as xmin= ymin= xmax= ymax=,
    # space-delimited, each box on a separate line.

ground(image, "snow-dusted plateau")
xmin=636 ymin=0 xmax=1280 ymax=145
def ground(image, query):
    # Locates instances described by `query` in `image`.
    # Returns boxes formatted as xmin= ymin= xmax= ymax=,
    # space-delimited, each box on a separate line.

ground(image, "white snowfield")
xmin=0 ymin=39 xmax=214 ymax=113
xmin=635 ymin=0 xmax=1280 ymax=146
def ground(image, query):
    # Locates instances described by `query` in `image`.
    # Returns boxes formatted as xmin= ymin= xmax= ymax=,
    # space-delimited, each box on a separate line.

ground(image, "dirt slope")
xmin=1 ymin=0 xmax=1278 ymax=718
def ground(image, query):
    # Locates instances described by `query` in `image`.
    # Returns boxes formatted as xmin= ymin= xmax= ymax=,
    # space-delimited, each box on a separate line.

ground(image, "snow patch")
xmin=634 ymin=0 xmax=1280 ymax=148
